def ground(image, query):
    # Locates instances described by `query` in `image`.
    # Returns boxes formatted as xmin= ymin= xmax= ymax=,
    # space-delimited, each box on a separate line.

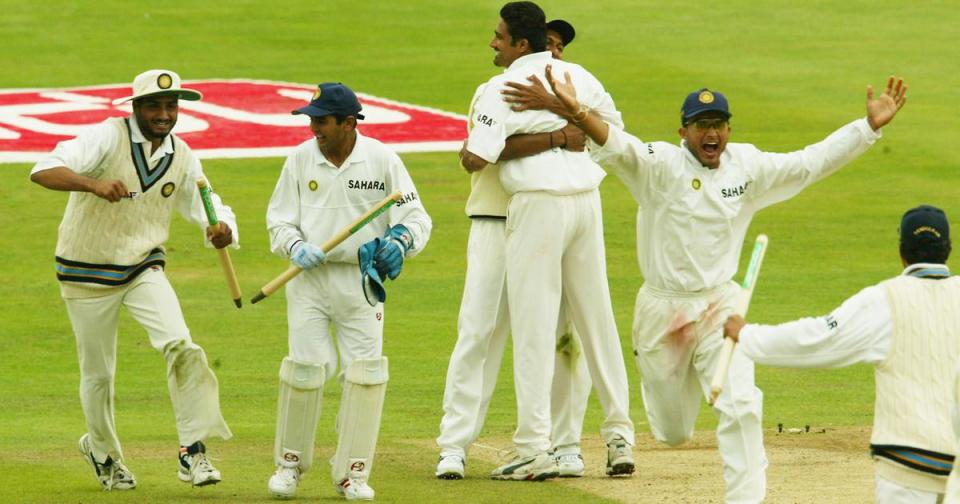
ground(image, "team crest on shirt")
xmin=698 ymin=90 xmax=714 ymax=104
xmin=157 ymin=73 xmax=173 ymax=89
xmin=308 ymin=180 xmax=319 ymax=191
xmin=691 ymin=178 xmax=701 ymax=190
xmin=161 ymin=182 xmax=175 ymax=197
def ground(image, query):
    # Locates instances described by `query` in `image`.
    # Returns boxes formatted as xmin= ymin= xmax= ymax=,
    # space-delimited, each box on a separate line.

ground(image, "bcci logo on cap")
xmin=698 ymin=90 xmax=715 ymax=104
xmin=157 ymin=73 xmax=173 ymax=90
xmin=312 ymin=87 xmax=322 ymax=101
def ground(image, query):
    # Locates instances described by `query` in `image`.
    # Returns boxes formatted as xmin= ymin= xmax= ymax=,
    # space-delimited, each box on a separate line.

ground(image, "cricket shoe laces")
xmin=556 ymin=452 xmax=585 ymax=478
xmin=178 ymin=441 xmax=222 ymax=486
xmin=490 ymin=452 xmax=560 ymax=481
xmin=78 ymin=434 xmax=136 ymax=491
xmin=606 ymin=435 xmax=636 ymax=477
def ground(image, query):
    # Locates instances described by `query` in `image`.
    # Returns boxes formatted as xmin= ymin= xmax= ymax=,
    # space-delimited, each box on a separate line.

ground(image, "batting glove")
xmin=290 ymin=241 xmax=327 ymax=270
xmin=375 ymin=225 xmax=413 ymax=280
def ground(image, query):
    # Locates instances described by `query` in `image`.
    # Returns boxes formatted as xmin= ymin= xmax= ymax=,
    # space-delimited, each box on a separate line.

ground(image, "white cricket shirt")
xmin=266 ymin=132 xmax=432 ymax=264
xmin=31 ymin=115 xmax=239 ymax=247
xmin=466 ymin=51 xmax=616 ymax=195
xmin=592 ymin=118 xmax=881 ymax=292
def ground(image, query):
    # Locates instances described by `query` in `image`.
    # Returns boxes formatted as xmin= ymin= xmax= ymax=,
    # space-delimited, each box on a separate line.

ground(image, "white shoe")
xmin=435 ymin=455 xmax=465 ymax=480
xmin=605 ymin=435 xmax=635 ymax=477
xmin=268 ymin=466 xmax=300 ymax=499
xmin=79 ymin=434 xmax=137 ymax=491
xmin=335 ymin=475 xmax=375 ymax=501
xmin=178 ymin=441 xmax=222 ymax=486
xmin=556 ymin=452 xmax=585 ymax=478
xmin=490 ymin=452 xmax=559 ymax=481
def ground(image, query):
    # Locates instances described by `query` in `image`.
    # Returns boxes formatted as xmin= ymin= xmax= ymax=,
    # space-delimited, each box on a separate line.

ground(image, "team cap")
xmin=680 ymin=88 xmax=731 ymax=125
xmin=900 ymin=205 xmax=950 ymax=249
xmin=111 ymin=69 xmax=202 ymax=105
xmin=547 ymin=19 xmax=576 ymax=46
xmin=292 ymin=82 xmax=365 ymax=120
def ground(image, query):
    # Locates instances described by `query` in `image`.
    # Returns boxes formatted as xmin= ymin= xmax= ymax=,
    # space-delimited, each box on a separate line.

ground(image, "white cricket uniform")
xmin=466 ymin=51 xmax=634 ymax=457
xmin=32 ymin=116 xmax=236 ymax=463
xmin=437 ymin=75 xmax=622 ymax=460
xmin=947 ymin=360 xmax=960 ymax=503
xmin=266 ymin=132 xmax=431 ymax=377
xmin=591 ymin=117 xmax=882 ymax=502
xmin=739 ymin=264 xmax=960 ymax=503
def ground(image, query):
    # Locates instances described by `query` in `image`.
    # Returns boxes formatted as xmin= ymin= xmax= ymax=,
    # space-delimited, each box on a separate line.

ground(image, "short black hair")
xmin=901 ymin=237 xmax=952 ymax=265
xmin=500 ymin=2 xmax=547 ymax=53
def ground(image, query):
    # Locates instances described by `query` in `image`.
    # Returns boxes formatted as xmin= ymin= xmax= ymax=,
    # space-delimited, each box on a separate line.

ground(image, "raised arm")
xmin=543 ymin=64 xmax=610 ymax=146
xmin=866 ymin=76 xmax=907 ymax=131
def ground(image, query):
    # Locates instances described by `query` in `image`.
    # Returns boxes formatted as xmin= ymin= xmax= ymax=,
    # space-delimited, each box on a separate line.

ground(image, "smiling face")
xmin=133 ymin=94 xmax=179 ymax=142
xmin=679 ymin=112 xmax=732 ymax=169
xmin=490 ymin=19 xmax=527 ymax=67
xmin=310 ymin=114 xmax=356 ymax=157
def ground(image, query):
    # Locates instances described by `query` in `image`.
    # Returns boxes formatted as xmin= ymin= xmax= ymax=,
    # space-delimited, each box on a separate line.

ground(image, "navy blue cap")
xmin=680 ymin=88 xmax=731 ymax=125
xmin=292 ymin=82 xmax=365 ymax=120
xmin=900 ymin=205 xmax=950 ymax=248
xmin=547 ymin=19 xmax=575 ymax=46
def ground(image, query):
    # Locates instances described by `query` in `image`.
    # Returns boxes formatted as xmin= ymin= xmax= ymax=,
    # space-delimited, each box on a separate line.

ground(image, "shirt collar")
xmin=902 ymin=263 xmax=951 ymax=279
xmin=506 ymin=51 xmax=553 ymax=71
xmin=127 ymin=115 xmax=174 ymax=157
xmin=316 ymin=131 xmax=367 ymax=168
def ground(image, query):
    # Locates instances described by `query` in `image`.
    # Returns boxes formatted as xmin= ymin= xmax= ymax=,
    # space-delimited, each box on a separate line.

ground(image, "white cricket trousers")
xmin=876 ymin=473 xmax=945 ymax=503
xmin=505 ymin=189 xmax=634 ymax=457
xmin=63 ymin=267 xmax=232 ymax=464
xmin=633 ymin=281 xmax=766 ymax=504
xmin=285 ymin=262 xmax=384 ymax=378
xmin=436 ymin=219 xmax=592 ymax=459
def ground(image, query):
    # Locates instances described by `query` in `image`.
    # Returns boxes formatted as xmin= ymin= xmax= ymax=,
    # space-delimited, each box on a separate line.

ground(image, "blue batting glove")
xmin=291 ymin=241 xmax=326 ymax=270
xmin=375 ymin=225 xmax=413 ymax=280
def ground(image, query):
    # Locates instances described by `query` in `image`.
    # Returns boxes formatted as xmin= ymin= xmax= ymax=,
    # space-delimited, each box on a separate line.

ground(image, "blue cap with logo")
xmin=292 ymin=82 xmax=365 ymax=120
xmin=900 ymin=205 xmax=950 ymax=249
xmin=680 ymin=88 xmax=731 ymax=125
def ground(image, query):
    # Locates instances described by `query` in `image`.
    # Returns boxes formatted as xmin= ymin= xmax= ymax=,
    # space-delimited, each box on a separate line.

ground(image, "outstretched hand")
xmin=866 ymin=76 xmax=907 ymax=131
xmin=543 ymin=64 xmax=581 ymax=117
xmin=503 ymin=74 xmax=554 ymax=112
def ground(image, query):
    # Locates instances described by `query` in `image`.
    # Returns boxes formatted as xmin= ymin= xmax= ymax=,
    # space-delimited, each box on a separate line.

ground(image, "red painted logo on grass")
xmin=0 ymin=79 xmax=467 ymax=163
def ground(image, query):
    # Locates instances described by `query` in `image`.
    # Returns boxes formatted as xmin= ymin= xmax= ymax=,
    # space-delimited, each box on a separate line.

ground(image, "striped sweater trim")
xmin=870 ymin=444 xmax=954 ymax=476
xmin=56 ymin=249 xmax=165 ymax=286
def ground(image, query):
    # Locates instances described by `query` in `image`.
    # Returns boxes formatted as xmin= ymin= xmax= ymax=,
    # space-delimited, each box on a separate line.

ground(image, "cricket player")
xmin=459 ymin=1 xmax=635 ymax=481
xmin=436 ymin=17 xmax=603 ymax=480
xmin=30 ymin=69 xmax=235 ymax=490
xmin=539 ymin=67 xmax=907 ymax=502
xmin=265 ymin=82 xmax=431 ymax=501
xmin=724 ymin=205 xmax=958 ymax=504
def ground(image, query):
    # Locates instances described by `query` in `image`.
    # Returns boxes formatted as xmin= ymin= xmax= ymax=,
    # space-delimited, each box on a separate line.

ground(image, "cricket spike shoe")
xmin=435 ymin=454 xmax=465 ymax=480
xmin=556 ymin=452 xmax=585 ymax=478
xmin=79 ymin=434 xmax=137 ymax=491
xmin=490 ymin=452 xmax=560 ymax=481
xmin=605 ymin=435 xmax=636 ymax=477
xmin=178 ymin=441 xmax=222 ymax=486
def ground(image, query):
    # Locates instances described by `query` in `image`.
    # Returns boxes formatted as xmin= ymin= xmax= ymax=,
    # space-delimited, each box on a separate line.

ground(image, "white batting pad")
xmin=275 ymin=357 xmax=326 ymax=473
xmin=330 ymin=357 xmax=389 ymax=483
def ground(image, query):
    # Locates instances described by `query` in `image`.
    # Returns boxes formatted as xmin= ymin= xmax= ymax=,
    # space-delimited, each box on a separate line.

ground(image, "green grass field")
xmin=1 ymin=1 xmax=957 ymax=502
